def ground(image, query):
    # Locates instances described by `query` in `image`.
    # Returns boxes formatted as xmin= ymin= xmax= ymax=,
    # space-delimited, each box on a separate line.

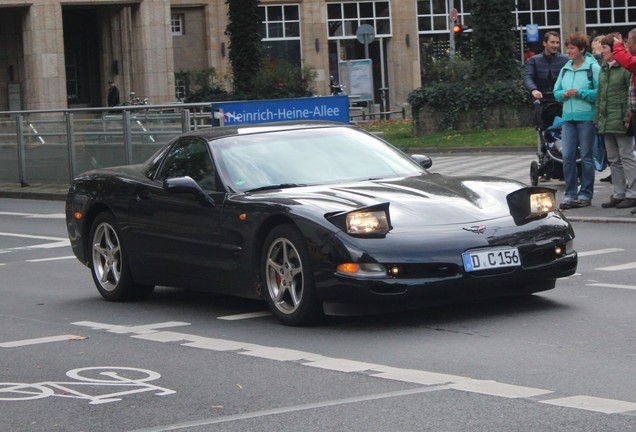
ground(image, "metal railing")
xmin=0 ymin=103 xmax=212 ymax=186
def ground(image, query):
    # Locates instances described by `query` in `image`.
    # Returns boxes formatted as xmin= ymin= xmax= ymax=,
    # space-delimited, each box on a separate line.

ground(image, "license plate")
xmin=462 ymin=247 xmax=520 ymax=272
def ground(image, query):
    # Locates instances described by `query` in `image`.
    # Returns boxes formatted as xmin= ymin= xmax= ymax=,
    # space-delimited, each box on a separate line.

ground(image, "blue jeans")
xmin=561 ymin=120 xmax=595 ymax=202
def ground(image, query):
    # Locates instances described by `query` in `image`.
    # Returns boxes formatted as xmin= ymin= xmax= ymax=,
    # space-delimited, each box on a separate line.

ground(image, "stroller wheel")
xmin=530 ymin=161 xmax=540 ymax=186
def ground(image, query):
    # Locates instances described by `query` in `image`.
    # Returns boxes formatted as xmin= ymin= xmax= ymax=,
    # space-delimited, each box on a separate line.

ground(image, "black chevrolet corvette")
xmin=65 ymin=121 xmax=577 ymax=325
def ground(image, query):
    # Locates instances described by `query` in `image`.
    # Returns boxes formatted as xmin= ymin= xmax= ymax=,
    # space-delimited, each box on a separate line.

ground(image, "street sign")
xmin=449 ymin=8 xmax=458 ymax=21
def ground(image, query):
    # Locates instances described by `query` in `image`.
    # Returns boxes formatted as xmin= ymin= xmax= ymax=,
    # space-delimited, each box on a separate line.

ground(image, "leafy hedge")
xmin=408 ymin=78 xmax=529 ymax=130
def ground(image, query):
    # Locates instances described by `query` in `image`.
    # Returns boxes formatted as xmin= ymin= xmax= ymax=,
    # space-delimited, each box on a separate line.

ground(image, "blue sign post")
xmin=526 ymin=24 xmax=539 ymax=43
xmin=212 ymin=95 xmax=350 ymax=126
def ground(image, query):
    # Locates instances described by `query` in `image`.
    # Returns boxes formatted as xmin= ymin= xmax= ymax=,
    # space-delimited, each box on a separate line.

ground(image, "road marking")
xmin=72 ymin=320 xmax=636 ymax=417
xmin=0 ymin=367 xmax=175 ymax=404
xmin=0 ymin=211 xmax=65 ymax=219
xmin=0 ymin=232 xmax=70 ymax=252
xmin=26 ymin=256 xmax=76 ymax=263
xmin=577 ymin=248 xmax=624 ymax=257
xmin=127 ymin=385 xmax=450 ymax=432
xmin=448 ymin=380 xmax=552 ymax=398
xmin=217 ymin=311 xmax=272 ymax=320
xmin=596 ymin=262 xmax=636 ymax=271
xmin=586 ymin=283 xmax=636 ymax=291
xmin=540 ymin=395 xmax=636 ymax=414
xmin=0 ymin=335 xmax=84 ymax=348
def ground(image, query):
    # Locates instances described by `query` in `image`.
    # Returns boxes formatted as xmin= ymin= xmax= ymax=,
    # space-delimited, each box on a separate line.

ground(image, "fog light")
xmin=388 ymin=265 xmax=400 ymax=276
xmin=554 ymin=245 xmax=563 ymax=256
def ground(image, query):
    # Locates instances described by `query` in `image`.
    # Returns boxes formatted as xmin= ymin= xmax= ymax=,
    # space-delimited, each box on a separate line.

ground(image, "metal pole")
xmin=65 ymin=112 xmax=76 ymax=182
xmin=449 ymin=0 xmax=456 ymax=58
xmin=15 ymin=115 xmax=27 ymax=186
xmin=123 ymin=110 xmax=132 ymax=165
xmin=182 ymin=109 xmax=191 ymax=132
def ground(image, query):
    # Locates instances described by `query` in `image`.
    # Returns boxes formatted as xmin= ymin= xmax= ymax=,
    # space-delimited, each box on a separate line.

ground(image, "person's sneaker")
xmin=632 ymin=208 xmax=636 ymax=215
xmin=600 ymin=175 xmax=612 ymax=183
xmin=601 ymin=197 xmax=624 ymax=208
xmin=568 ymin=199 xmax=591 ymax=208
xmin=559 ymin=200 xmax=574 ymax=209
xmin=616 ymin=197 xmax=636 ymax=208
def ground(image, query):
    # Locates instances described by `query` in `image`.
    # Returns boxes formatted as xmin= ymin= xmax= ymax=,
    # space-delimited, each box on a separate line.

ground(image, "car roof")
xmin=179 ymin=120 xmax=350 ymax=141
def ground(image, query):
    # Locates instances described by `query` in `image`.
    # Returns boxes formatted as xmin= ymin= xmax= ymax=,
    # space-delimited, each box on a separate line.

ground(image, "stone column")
xmin=132 ymin=0 xmax=175 ymax=103
xmin=22 ymin=2 xmax=66 ymax=110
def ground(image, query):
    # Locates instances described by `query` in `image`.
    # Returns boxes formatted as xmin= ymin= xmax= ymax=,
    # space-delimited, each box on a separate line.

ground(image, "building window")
xmin=585 ymin=0 xmax=636 ymax=26
xmin=259 ymin=4 xmax=302 ymax=66
xmin=417 ymin=0 xmax=471 ymax=33
xmin=172 ymin=13 xmax=184 ymax=36
xmin=512 ymin=0 xmax=560 ymax=28
xmin=327 ymin=1 xmax=391 ymax=39
xmin=175 ymin=78 xmax=186 ymax=101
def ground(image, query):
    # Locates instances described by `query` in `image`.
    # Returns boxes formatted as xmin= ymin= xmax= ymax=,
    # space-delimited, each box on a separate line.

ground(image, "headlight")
xmin=506 ymin=187 xmax=557 ymax=225
xmin=325 ymin=203 xmax=392 ymax=237
xmin=529 ymin=192 xmax=556 ymax=216
xmin=346 ymin=210 xmax=390 ymax=234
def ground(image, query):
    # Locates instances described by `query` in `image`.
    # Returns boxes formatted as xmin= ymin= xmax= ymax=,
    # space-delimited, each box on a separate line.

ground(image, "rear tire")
xmin=262 ymin=225 xmax=323 ymax=326
xmin=89 ymin=212 xmax=154 ymax=301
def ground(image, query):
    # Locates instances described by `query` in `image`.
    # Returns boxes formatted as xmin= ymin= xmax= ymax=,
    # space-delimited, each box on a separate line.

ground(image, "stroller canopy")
xmin=534 ymin=100 xmax=562 ymax=130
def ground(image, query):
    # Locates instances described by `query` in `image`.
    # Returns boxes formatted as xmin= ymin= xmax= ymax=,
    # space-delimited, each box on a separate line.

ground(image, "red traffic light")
xmin=453 ymin=24 xmax=463 ymax=33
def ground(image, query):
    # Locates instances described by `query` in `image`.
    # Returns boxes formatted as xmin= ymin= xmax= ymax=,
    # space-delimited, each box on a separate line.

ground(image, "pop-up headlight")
xmin=326 ymin=203 xmax=392 ymax=237
xmin=506 ymin=186 xmax=556 ymax=225
xmin=346 ymin=210 xmax=389 ymax=234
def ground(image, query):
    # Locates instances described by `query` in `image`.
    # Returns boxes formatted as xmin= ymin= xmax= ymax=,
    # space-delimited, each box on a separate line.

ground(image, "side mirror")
xmin=163 ymin=176 xmax=215 ymax=207
xmin=411 ymin=154 xmax=433 ymax=169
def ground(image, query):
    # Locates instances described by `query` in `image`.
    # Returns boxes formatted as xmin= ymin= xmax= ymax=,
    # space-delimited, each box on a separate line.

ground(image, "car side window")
xmin=156 ymin=138 xmax=217 ymax=191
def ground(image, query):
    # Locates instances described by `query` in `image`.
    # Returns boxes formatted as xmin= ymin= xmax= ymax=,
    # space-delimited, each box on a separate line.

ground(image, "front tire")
xmin=262 ymin=225 xmax=322 ymax=326
xmin=89 ymin=212 xmax=154 ymax=301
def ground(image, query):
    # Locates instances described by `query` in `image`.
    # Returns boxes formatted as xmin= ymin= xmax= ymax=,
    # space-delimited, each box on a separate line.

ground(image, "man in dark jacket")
xmin=524 ymin=31 xmax=569 ymax=100
xmin=107 ymin=81 xmax=120 ymax=107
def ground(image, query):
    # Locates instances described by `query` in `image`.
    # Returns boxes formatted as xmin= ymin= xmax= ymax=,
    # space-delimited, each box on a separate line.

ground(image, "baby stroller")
xmin=529 ymin=99 xmax=581 ymax=186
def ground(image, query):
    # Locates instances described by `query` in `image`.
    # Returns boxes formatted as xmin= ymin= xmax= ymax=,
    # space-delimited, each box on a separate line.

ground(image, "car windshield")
xmin=212 ymin=126 xmax=424 ymax=192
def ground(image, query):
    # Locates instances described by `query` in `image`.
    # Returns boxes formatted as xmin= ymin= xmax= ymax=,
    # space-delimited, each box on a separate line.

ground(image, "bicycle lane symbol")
xmin=0 ymin=367 xmax=175 ymax=404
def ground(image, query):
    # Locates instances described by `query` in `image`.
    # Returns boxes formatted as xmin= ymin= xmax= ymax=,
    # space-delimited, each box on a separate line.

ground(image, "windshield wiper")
xmin=245 ymin=183 xmax=307 ymax=193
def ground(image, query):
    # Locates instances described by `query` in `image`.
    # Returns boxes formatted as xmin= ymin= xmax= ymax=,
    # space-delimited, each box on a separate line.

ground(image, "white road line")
xmin=0 ymin=211 xmax=65 ymax=219
xmin=128 ymin=385 xmax=450 ymax=432
xmin=217 ymin=311 xmax=272 ymax=320
xmin=587 ymin=283 xmax=636 ymax=291
xmin=540 ymin=395 xmax=636 ymax=414
xmin=72 ymin=320 xmax=636 ymax=417
xmin=0 ymin=335 xmax=83 ymax=348
xmin=577 ymin=248 xmax=624 ymax=257
xmin=596 ymin=262 xmax=636 ymax=271
xmin=0 ymin=232 xmax=67 ymax=242
xmin=26 ymin=256 xmax=76 ymax=263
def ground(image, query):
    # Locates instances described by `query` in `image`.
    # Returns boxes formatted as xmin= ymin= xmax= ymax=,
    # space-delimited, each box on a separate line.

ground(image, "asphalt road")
xmin=1 ymin=198 xmax=636 ymax=431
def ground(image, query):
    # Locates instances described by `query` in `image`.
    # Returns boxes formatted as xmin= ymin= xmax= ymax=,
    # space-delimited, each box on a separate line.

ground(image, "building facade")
xmin=1 ymin=0 xmax=634 ymax=113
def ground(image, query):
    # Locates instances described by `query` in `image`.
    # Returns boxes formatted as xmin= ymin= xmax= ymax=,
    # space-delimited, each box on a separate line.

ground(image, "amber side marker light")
xmin=74 ymin=212 xmax=83 ymax=220
xmin=239 ymin=213 xmax=247 ymax=221
xmin=336 ymin=263 xmax=387 ymax=278
xmin=337 ymin=263 xmax=359 ymax=273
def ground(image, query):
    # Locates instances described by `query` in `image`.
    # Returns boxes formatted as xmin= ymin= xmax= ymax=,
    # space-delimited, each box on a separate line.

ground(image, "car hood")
xmin=250 ymin=174 xmax=526 ymax=227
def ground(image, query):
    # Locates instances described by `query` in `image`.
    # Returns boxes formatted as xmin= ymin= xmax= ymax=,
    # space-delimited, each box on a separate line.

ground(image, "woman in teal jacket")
xmin=554 ymin=32 xmax=601 ymax=209
xmin=595 ymin=33 xmax=636 ymax=209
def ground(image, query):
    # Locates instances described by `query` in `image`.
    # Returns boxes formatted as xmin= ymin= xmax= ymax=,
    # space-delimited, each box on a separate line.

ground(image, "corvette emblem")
xmin=463 ymin=225 xmax=487 ymax=234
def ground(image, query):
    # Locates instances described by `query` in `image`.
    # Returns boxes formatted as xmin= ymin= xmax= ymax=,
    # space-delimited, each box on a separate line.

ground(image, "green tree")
xmin=225 ymin=0 xmax=262 ymax=98
xmin=470 ymin=0 xmax=520 ymax=80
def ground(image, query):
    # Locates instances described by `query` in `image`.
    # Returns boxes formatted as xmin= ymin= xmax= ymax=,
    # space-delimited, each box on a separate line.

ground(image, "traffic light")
xmin=453 ymin=24 xmax=464 ymax=34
